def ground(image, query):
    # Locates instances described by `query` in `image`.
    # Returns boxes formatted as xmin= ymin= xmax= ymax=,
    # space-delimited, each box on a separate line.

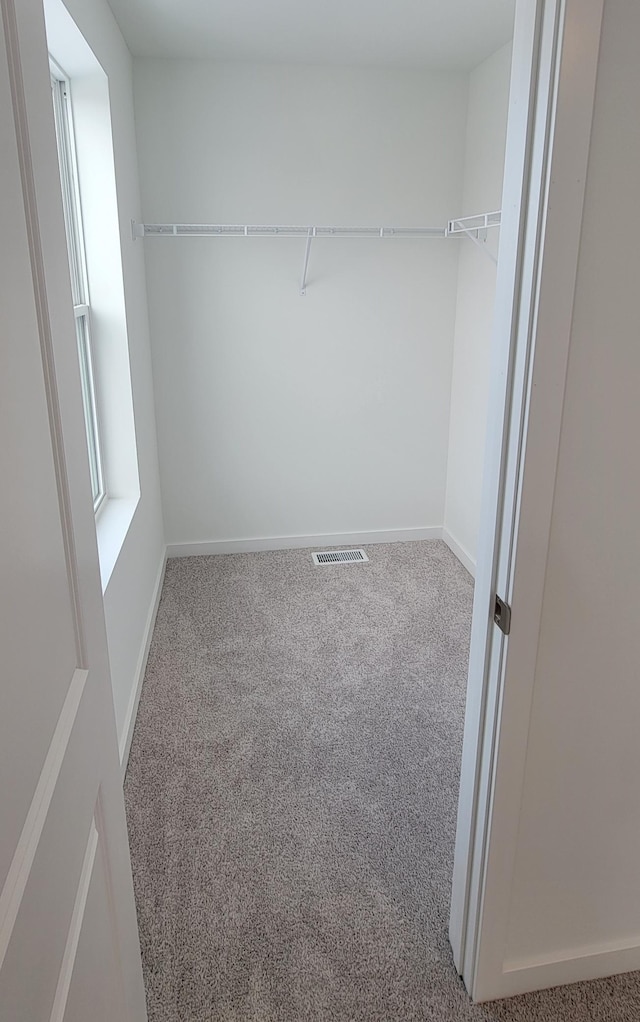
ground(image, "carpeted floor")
xmin=125 ymin=540 xmax=640 ymax=1021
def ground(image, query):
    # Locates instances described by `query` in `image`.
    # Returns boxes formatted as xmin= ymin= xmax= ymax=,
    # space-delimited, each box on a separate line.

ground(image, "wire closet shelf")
xmin=131 ymin=211 xmax=501 ymax=292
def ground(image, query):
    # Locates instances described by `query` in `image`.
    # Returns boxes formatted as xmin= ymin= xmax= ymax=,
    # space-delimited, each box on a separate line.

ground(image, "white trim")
xmin=119 ymin=549 xmax=167 ymax=777
xmin=450 ymin=0 xmax=548 ymax=970
xmin=166 ymin=527 xmax=442 ymax=558
xmin=442 ymin=529 xmax=476 ymax=577
xmin=49 ymin=819 xmax=99 ymax=1022
xmin=505 ymin=935 xmax=640 ymax=975
xmin=472 ymin=0 xmax=605 ymax=1001
xmin=451 ymin=0 xmax=606 ymax=1002
xmin=0 ymin=669 xmax=89 ymax=968
xmin=482 ymin=941 xmax=640 ymax=1002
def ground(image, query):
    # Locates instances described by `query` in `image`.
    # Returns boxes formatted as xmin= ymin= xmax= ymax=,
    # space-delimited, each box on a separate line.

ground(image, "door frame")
xmin=449 ymin=0 xmax=604 ymax=1001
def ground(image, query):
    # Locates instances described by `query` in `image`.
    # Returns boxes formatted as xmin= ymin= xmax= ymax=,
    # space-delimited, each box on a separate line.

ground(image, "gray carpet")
xmin=125 ymin=541 xmax=640 ymax=1021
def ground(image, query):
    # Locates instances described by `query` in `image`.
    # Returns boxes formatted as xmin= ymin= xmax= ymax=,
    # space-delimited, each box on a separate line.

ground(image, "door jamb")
xmin=450 ymin=0 xmax=605 ymax=1000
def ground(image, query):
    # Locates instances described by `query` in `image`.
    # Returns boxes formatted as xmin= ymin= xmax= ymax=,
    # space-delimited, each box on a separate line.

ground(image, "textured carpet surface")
xmin=125 ymin=541 xmax=640 ymax=1021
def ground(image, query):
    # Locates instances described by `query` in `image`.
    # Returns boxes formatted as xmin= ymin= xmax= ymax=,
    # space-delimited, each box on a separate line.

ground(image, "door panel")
xmin=62 ymin=819 xmax=129 ymax=1022
xmin=0 ymin=0 xmax=147 ymax=1018
xmin=0 ymin=6 xmax=78 ymax=888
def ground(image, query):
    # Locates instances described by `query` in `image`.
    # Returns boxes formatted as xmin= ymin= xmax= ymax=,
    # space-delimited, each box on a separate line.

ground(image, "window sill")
xmin=96 ymin=496 xmax=139 ymax=593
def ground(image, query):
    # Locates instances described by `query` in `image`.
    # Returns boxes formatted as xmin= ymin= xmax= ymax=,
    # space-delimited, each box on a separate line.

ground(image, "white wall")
xmin=502 ymin=0 xmax=640 ymax=972
xmin=133 ymin=60 xmax=468 ymax=548
xmin=444 ymin=42 xmax=512 ymax=572
xmin=49 ymin=0 xmax=165 ymax=757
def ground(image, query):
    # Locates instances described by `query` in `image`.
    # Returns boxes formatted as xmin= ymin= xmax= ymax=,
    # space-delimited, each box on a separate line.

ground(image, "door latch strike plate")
xmin=494 ymin=595 xmax=511 ymax=635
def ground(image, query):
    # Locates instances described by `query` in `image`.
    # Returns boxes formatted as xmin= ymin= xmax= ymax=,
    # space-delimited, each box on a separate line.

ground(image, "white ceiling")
xmin=106 ymin=0 xmax=515 ymax=71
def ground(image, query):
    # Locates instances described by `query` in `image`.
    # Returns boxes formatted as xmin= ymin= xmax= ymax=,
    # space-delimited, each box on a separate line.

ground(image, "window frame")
xmin=50 ymin=62 xmax=106 ymax=514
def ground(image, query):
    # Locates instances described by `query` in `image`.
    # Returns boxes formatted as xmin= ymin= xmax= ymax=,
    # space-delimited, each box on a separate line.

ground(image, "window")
xmin=50 ymin=66 xmax=105 ymax=512
xmin=46 ymin=5 xmax=142 ymax=590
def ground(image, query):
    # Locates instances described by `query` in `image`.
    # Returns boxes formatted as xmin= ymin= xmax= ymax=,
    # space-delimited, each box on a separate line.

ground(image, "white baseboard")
xmin=166 ymin=527 xmax=442 ymax=559
xmin=477 ymin=937 xmax=640 ymax=1002
xmin=442 ymin=528 xmax=476 ymax=577
xmin=119 ymin=549 xmax=167 ymax=778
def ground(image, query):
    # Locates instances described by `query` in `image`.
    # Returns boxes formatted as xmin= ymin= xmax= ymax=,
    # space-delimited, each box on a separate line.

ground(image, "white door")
xmin=0 ymin=0 xmax=147 ymax=1019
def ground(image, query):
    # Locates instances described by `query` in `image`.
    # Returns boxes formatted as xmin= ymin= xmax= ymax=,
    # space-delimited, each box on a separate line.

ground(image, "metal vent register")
xmin=312 ymin=549 xmax=369 ymax=565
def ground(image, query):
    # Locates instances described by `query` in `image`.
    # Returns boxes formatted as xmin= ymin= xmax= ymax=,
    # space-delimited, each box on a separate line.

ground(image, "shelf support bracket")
xmin=461 ymin=225 xmax=498 ymax=264
xmin=300 ymin=228 xmax=314 ymax=295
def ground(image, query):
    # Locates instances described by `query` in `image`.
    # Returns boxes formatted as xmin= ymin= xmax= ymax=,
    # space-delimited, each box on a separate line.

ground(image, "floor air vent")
xmin=312 ymin=548 xmax=369 ymax=565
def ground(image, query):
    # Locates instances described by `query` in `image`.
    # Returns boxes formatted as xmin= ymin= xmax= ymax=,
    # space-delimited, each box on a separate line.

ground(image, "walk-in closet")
xmin=120 ymin=5 xmax=515 ymax=1016
xmin=120 ymin=13 xmax=514 ymax=1013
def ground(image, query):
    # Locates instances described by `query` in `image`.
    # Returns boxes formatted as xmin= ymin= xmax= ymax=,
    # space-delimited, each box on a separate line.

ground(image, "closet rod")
xmin=131 ymin=222 xmax=447 ymax=239
xmin=130 ymin=211 xmax=501 ymax=291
